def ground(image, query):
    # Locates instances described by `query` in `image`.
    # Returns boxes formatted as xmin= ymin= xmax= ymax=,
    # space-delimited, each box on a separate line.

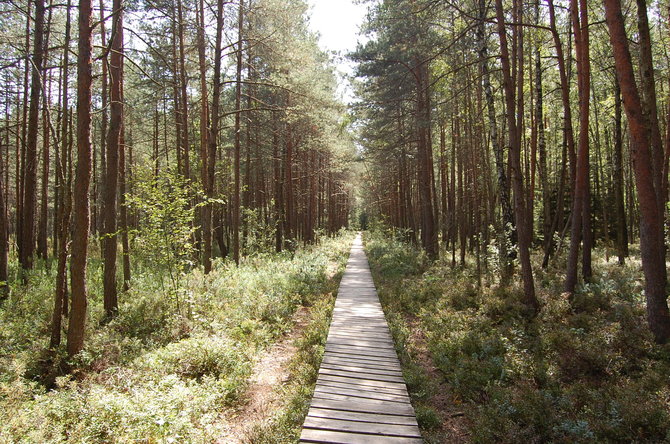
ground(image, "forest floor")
xmin=217 ymin=306 xmax=310 ymax=442
xmin=365 ymin=230 xmax=670 ymax=443
xmin=0 ymin=233 xmax=352 ymax=443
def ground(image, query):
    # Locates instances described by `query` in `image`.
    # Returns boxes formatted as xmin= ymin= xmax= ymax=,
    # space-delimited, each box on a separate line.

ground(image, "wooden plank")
xmin=307 ymin=408 xmax=418 ymax=426
xmin=327 ymin=331 xmax=393 ymax=341
xmin=326 ymin=341 xmax=395 ymax=351
xmin=316 ymin=378 xmax=409 ymax=396
xmin=316 ymin=377 xmax=408 ymax=395
xmin=320 ymin=362 xmax=403 ymax=377
xmin=325 ymin=339 xmax=396 ymax=350
xmin=319 ymin=367 xmax=406 ymax=383
xmin=325 ymin=344 xmax=399 ymax=358
xmin=300 ymin=429 xmax=422 ymax=444
xmin=326 ymin=337 xmax=395 ymax=347
xmin=321 ymin=355 xmax=401 ymax=371
xmin=323 ymin=349 xmax=398 ymax=362
xmin=314 ymin=385 xmax=409 ymax=403
xmin=323 ymin=349 xmax=400 ymax=364
xmin=303 ymin=417 xmax=421 ymax=438
xmin=313 ymin=391 xmax=410 ymax=406
xmin=317 ymin=374 xmax=409 ymax=392
xmin=326 ymin=333 xmax=393 ymax=342
xmin=309 ymin=398 xmax=415 ymax=416
xmin=328 ymin=326 xmax=391 ymax=333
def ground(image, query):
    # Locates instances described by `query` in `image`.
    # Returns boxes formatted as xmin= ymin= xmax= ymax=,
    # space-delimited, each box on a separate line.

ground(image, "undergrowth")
xmin=244 ymin=293 xmax=335 ymax=443
xmin=365 ymin=229 xmax=670 ymax=443
xmin=0 ymin=232 xmax=353 ymax=442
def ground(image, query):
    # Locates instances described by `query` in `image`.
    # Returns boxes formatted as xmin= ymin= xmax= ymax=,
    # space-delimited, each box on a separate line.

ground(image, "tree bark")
xmin=613 ymin=77 xmax=628 ymax=264
xmin=51 ymin=0 xmax=72 ymax=348
xmin=103 ymin=0 xmax=124 ymax=318
xmin=604 ymin=0 xmax=670 ymax=343
xmin=67 ymin=0 xmax=94 ymax=357
xmin=20 ymin=0 xmax=46 ymax=271
xmin=0 ymin=148 xmax=8 ymax=300
xmin=565 ymin=0 xmax=592 ymax=293
xmin=177 ymin=0 xmax=190 ymax=179
xmin=535 ymin=0 xmax=550 ymax=254
xmin=415 ymin=60 xmax=438 ymax=259
xmin=494 ymin=0 xmax=539 ymax=312
xmin=202 ymin=0 xmax=224 ymax=273
xmin=233 ymin=0 xmax=244 ymax=263
xmin=477 ymin=0 xmax=515 ymax=277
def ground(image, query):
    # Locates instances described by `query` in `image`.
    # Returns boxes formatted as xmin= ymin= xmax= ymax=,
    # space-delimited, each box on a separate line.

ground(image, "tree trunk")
xmin=415 ymin=60 xmax=438 ymax=259
xmin=613 ymin=77 xmax=628 ymax=264
xmin=273 ymin=112 xmax=283 ymax=252
xmin=535 ymin=0 xmax=550 ymax=254
xmin=67 ymin=0 xmax=94 ymax=357
xmin=98 ymin=0 xmax=107 ymax=238
xmin=233 ymin=0 xmax=244 ymax=263
xmin=119 ymin=113 xmax=130 ymax=290
xmin=50 ymin=0 xmax=72 ymax=348
xmin=20 ymin=0 xmax=46 ymax=271
xmin=0 ymin=148 xmax=8 ymax=300
xmin=103 ymin=0 xmax=124 ymax=318
xmin=177 ymin=0 xmax=190 ymax=179
xmin=565 ymin=0 xmax=592 ymax=293
xmin=604 ymin=0 xmax=670 ymax=343
xmin=196 ymin=0 xmax=209 ymax=269
xmin=477 ymin=0 xmax=515 ymax=277
xmin=202 ymin=0 xmax=224 ymax=273
xmin=544 ymin=0 xmax=577 ymax=266
xmin=494 ymin=0 xmax=539 ymax=312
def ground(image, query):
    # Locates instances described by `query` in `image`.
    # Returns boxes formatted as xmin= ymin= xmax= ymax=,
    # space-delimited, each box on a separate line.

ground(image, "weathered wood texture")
xmin=300 ymin=234 xmax=423 ymax=443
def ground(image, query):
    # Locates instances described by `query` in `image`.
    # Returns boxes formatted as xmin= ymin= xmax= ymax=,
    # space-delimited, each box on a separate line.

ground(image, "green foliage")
xmin=241 ymin=207 xmax=277 ymax=256
xmin=366 ymin=232 xmax=670 ymax=443
xmin=245 ymin=295 xmax=335 ymax=443
xmin=125 ymin=166 xmax=202 ymax=303
xmin=0 ymin=232 xmax=354 ymax=442
xmin=415 ymin=405 xmax=441 ymax=431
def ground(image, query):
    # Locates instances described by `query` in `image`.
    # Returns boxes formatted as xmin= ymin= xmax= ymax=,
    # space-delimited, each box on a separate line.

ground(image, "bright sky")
xmin=307 ymin=0 xmax=369 ymax=103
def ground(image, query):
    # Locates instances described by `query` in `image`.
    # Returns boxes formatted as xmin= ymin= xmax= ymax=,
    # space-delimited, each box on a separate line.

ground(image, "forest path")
xmin=299 ymin=234 xmax=422 ymax=443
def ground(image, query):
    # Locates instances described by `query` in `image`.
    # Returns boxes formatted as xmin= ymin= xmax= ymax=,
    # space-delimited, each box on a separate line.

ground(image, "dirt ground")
xmin=216 ymin=306 xmax=311 ymax=443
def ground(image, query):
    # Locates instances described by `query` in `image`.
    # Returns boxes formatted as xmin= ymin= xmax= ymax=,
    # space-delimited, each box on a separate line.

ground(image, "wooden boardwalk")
xmin=299 ymin=234 xmax=422 ymax=443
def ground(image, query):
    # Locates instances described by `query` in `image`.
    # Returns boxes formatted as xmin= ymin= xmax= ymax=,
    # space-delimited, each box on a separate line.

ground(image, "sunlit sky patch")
xmin=307 ymin=0 xmax=369 ymax=103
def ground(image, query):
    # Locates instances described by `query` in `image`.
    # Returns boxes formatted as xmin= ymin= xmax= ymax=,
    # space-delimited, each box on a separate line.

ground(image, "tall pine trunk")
xmin=103 ymin=0 xmax=124 ymax=318
xmin=20 ymin=0 xmax=46 ymax=271
xmin=604 ymin=0 xmax=670 ymax=343
xmin=477 ymin=0 xmax=514 ymax=277
xmin=67 ymin=0 xmax=94 ymax=357
xmin=565 ymin=0 xmax=592 ymax=293
xmin=494 ymin=0 xmax=539 ymax=312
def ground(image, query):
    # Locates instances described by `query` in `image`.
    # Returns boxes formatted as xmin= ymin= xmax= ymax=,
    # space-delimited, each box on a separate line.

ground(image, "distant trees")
xmin=0 ymin=0 xmax=354 ymax=359
xmin=352 ymin=0 xmax=438 ymax=259
xmin=356 ymin=0 xmax=670 ymax=341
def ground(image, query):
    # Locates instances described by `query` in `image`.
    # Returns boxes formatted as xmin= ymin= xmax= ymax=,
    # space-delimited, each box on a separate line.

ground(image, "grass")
xmin=365 ymin=229 xmax=670 ymax=443
xmin=0 ymin=232 xmax=354 ymax=442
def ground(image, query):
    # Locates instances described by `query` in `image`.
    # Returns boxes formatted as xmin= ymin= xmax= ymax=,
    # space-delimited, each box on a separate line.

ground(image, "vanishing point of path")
xmin=299 ymin=234 xmax=423 ymax=443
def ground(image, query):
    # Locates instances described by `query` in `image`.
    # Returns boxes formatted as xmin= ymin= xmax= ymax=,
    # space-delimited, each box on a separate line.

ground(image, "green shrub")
xmin=0 ymin=230 xmax=354 ymax=442
xmin=366 ymin=230 xmax=670 ymax=443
